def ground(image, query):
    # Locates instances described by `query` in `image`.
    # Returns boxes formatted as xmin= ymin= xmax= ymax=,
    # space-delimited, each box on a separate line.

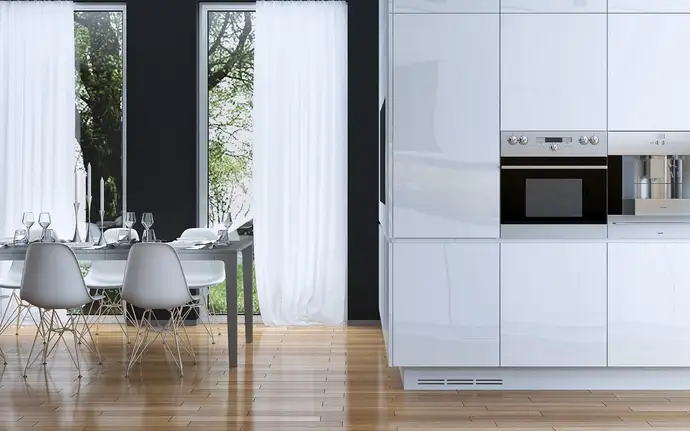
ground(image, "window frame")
xmin=197 ymin=2 xmax=257 ymax=227
xmin=74 ymin=3 xmax=128 ymax=219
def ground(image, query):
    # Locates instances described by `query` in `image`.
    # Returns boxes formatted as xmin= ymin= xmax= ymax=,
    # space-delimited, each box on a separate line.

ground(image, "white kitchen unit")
xmin=609 ymin=0 xmax=690 ymax=13
xmin=609 ymin=13 xmax=690 ymax=131
xmin=500 ymin=13 xmax=607 ymax=131
xmin=393 ymin=0 xmax=499 ymax=14
xmin=500 ymin=242 xmax=607 ymax=367
xmin=609 ymin=242 xmax=690 ymax=367
xmin=501 ymin=0 xmax=606 ymax=13
xmin=392 ymin=13 xmax=499 ymax=239
xmin=379 ymin=225 xmax=392 ymax=359
xmin=392 ymin=242 xmax=499 ymax=367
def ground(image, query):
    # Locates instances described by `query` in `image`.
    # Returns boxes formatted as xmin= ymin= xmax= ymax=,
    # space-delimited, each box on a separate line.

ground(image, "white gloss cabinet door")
xmin=501 ymin=0 xmax=606 ymax=13
xmin=393 ymin=0 xmax=499 ymax=13
xmin=392 ymin=242 xmax=499 ymax=367
xmin=609 ymin=14 xmax=690 ymax=131
xmin=501 ymin=243 xmax=607 ymax=367
xmin=501 ymin=14 xmax=607 ymax=131
xmin=392 ymin=14 xmax=499 ymax=239
xmin=609 ymin=0 xmax=690 ymax=12
xmin=379 ymin=226 xmax=391 ymax=358
xmin=609 ymin=243 xmax=690 ymax=367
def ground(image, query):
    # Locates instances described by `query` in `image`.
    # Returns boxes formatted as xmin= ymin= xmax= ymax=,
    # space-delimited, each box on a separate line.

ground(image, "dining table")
xmin=0 ymin=235 xmax=254 ymax=368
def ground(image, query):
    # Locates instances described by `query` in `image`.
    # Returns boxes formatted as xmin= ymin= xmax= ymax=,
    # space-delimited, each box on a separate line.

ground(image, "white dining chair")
xmin=178 ymin=228 xmax=225 ymax=342
xmin=20 ymin=242 xmax=103 ymax=378
xmin=0 ymin=228 xmax=57 ymax=336
xmin=84 ymin=228 xmax=140 ymax=341
xmin=121 ymin=243 xmax=197 ymax=377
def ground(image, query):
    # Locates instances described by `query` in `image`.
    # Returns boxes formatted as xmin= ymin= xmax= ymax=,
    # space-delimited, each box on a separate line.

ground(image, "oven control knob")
xmin=507 ymin=135 xmax=518 ymax=145
xmin=590 ymin=135 xmax=600 ymax=145
xmin=519 ymin=136 xmax=528 ymax=145
xmin=550 ymin=144 xmax=558 ymax=151
xmin=579 ymin=136 xmax=590 ymax=145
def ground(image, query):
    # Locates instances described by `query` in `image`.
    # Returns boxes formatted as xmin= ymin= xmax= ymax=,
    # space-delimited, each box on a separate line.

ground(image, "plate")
xmin=67 ymin=242 xmax=94 ymax=249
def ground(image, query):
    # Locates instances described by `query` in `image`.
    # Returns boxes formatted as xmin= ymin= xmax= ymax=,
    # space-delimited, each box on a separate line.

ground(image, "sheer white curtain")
xmin=0 ymin=1 xmax=77 ymax=244
xmin=253 ymin=0 xmax=348 ymax=325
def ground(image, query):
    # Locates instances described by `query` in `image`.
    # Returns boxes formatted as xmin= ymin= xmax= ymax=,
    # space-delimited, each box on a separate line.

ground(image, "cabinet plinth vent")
xmin=415 ymin=377 xmax=503 ymax=387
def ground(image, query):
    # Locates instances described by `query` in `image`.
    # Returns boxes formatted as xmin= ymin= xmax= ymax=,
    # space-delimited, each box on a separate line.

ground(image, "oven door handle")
xmin=500 ymin=165 xmax=607 ymax=170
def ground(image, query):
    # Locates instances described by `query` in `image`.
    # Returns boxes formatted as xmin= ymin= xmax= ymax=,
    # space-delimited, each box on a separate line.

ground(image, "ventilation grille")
xmin=417 ymin=377 xmax=503 ymax=387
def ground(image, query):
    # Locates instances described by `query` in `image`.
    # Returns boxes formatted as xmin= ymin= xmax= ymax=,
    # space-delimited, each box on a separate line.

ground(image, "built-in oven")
xmin=500 ymin=131 xmax=608 ymax=239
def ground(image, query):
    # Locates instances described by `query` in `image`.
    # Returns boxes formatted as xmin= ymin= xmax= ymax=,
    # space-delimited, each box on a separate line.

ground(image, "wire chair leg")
xmin=69 ymin=313 xmax=82 ymax=378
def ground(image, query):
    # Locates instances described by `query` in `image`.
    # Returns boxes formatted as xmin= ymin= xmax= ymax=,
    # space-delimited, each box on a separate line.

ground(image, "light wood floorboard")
xmin=0 ymin=324 xmax=686 ymax=429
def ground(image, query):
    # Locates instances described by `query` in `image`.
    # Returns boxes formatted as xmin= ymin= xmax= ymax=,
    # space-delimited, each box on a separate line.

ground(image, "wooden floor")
xmin=0 ymin=325 xmax=689 ymax=430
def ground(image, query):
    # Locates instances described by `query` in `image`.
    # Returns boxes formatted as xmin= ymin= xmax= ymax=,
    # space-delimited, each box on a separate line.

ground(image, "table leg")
xmin=224 ymin=252 xmax=238 ymax=367
xmin=242 ymin=245 xmax=254 ymax=343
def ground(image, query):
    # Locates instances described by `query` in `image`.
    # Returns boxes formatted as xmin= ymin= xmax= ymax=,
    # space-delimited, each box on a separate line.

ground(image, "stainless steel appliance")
xmin=608 ymin=132 xmax=690 ymax=217
xmin=500 ymin=131 xmax=608 ymax=239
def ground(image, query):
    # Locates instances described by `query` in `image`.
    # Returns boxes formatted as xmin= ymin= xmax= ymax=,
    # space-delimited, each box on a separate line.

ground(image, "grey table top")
xmin=0 ymin=236 xmax=254 ymax=261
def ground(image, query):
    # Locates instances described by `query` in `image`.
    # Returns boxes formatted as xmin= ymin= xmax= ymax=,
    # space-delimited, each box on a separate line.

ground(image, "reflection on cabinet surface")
xmin=393 ymin=0 xmax=499 ymax=13
xmin=501 ymin=14 xmax=607 ymax=131
xmin=609 ymin=14 xmax=690 ymax=131
xmin=609 ymin=242 xmax=690 ymax=367
xmin=501 ymin=242 xmax=607 ymax=367
xmin=392 ymin=242 xmax=499 ymax=367
xmin=609 ymin=0 xmax=690 ymax=13
xmin=501 ymin=0 xmax=606 ymax=13
xmin=392 ymin=13 xmax=499 ymax=239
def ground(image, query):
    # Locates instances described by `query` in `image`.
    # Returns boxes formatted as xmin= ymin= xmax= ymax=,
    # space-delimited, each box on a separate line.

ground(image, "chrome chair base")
xmin=126 ymin=307 xmax=196 ymax=378
xmin=23 ymin=309 xmax=102 ymax=379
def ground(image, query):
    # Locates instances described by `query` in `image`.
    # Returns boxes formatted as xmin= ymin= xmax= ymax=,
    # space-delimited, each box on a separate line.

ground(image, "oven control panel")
xmin=501 ymin=131 xmax=607 ymax=157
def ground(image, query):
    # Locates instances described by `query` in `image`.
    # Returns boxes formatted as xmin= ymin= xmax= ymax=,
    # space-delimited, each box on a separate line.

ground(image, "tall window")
xmin=75 ymin=5 xmax=125 ymax=316
xmin=199 ymin=4 xmax=257 ymax=315
xmin=75 ymin=6 xmax=126 ymax=223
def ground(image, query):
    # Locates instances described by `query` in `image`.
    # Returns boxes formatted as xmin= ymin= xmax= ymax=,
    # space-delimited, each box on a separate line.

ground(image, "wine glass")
xmin=38 ymin=212 xmax=51 ymax=241
xmin=142 ymin=213 xmax=154 ymax=229
xmin=22 ymin=212 xmax=34 ymax=240
xmin=222 ymin=212 xmax=232 ymax=230
xmin=141 ymin=213 xmax=154 ymax=242
xmin=124 ymin=212 xmax=136 ymax=241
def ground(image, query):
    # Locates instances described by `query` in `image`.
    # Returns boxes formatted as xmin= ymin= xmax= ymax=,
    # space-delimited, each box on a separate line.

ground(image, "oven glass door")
xmin=501 ymin=158 xmax=607 ymax=225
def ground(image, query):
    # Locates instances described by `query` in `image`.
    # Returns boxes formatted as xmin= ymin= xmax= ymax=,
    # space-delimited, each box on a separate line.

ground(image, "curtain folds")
xmin=253 ymin=0 xmax=348 ymax=325
xmin=0 ymin=1 xmax=77 ymax=242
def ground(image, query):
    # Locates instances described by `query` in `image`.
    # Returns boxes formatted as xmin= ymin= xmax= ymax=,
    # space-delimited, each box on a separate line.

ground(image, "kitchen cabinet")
xmin=609 ymin=0 xmax=690 ymax=13
xmin=501 ymin=0 xmax=606 ymax=13
xmin=393 ymin=0 xmax=499 ymax=13
xmin=609 ymin=14 xmax=690 ymax=131
xmin=500 ymin=14 xmax=607 ymax=131
xmin=379 ymin=225 xmax=392 ymax=363
xmin=500 ymin=242 xmax=607 ymax=367
xmin=609 ymin=242 xmax=690 ymax=366
xmin=392 ymin=14 xmax=499 ymax=239
xmin=392 ymin=242 xmax=499 ymax=367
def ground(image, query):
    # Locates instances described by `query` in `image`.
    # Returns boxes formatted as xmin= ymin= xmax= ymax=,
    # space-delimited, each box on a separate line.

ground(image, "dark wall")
xmin=76 ymin=0 xmax=380 ymax=321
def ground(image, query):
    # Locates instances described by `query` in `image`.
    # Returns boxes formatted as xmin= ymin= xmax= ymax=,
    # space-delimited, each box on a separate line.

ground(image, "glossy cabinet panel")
xmin=392 ymin=242 xmax=499 ymax=367
xmin=393 ymin=0 xmax=499 ymax=13
xmin=501 ymin=0 xmax=606 ymax=13
xmin=501 ymin=14 xmax=607 ymax=131
xmin=609 ymin=0 xmax=690 ymax=13
xmin=609 ymin=243 xmax=690 ymax=366
xmin=609 ymin=14 xmax=690 ymax=131
xmin=392 ymin=14 xmax=499 ymax=239
xmin=379 ymin=226 xmax=392 ymax=361
xmin=501 ymin=243 xmax=607 ymax=367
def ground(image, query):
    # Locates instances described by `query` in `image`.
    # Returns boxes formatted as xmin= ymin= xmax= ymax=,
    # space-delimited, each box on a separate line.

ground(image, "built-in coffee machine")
xmin=608 ymin=132 xmax=690 ymax=217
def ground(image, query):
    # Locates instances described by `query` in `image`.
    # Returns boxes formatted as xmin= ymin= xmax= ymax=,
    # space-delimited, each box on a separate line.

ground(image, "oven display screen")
xmin=525 ymin=178 xmax=583 ymax=218
xmin=544 ymin=137 xmax=563 ymax=143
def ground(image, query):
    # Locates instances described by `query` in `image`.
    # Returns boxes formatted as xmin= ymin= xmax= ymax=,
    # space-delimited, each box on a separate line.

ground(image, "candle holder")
xmin=71 ymin=202 xmax=82 ymax=243
xmin=97 ymin=210 xmax=107 ymax=246
xmin=85 ymin=196 xmax=93 ymax=243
